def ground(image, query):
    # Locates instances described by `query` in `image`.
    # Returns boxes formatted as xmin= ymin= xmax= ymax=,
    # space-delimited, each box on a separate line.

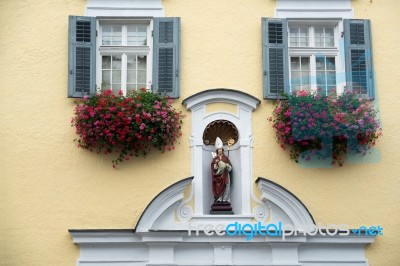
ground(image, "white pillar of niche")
xmin=182 ymin=89 xmax=260 ymax=216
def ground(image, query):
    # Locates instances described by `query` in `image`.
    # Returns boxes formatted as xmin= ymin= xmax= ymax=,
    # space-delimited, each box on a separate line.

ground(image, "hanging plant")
xmin=71 ymin=89 xmax=185 ymax=167
xmin=269 ymin=90 xmax=382 ymax=166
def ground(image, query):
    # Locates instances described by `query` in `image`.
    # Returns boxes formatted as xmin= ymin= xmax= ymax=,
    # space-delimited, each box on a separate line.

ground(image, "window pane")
xmin=315 ymin=28 xmax=323 ymax=37
xmin=326 ymin=57 xmax=335 ymax=70
xmin=102 ymin=25 xmax=122 ymax=46
xmin=112 ymin=56 xmax=122 ymax=69
xmin=113 ymin=26 xmax=121 ymax=35
xmin=290 ymin=56 xmax=310 ymax=91
xmin=291 ymin=57 xmax=300 ymax=70
xmin=102 ymin=37 xmax=111 ymax=45
xmin=137 ymin=70 xmax=146 ymax=84
xmin=299 ymin=37 xmax=308 ymax=46
xmin=291 ymin=72 xmax=300 ymax=84
xmin=325 ymin=28 xmax=334 ymax=37
xmin=315 ymin=56 xmax=337 ymax=95
xmin=112 ymin=85 xmax=121 ymax=94
xmin=127 ymin=70 xmax=136 ymax=83
xmin=112 ymin=37 xmax=122 ymax=45
xmin=316 ymin=57 xmax=325 ymax=70
xmin=102 ymin=26 xmax=111 ymax=36
xmin=302 ymin=73 xmax=310 ymax=85
xmin=102 ymin=56 xmax=111 ymax=69
xmin=138 ymin=26 xmax=147 ymax=34
xmin=112 ymin=70 xmax=121 ymax=83
xmin=127 ymin=56 xmax=137 ymax=70
xmin=138 ymin=56 xmax=147 ymax=69
xmin=289 ymin=27 xmax=309 ymax=47
xmin=315 ymin=38 xmax=323 ymax=47
xmin=314 ymin=27 xmax=335 ymax=47
xmin=301 ymin=57 xmax=310 ymax=70
xmin=126 ymin=55 xmax=147 ymax=89
xmin=327 ymin=72 xmax=336 ymax=84
xmin=127 ymin=25 xmax=148 ymax=45
xmin=299 ymin=28 xmax=308 ymax=37
xmin=290 ymin=28 xmax=298 ymax=37
xmin=112 ymin=26 xmax=122 ymax=45
xmin=325 ymin=37 xmax=334 ymax=47
xmin=102 ymin=70 xmax=111 ymax=85
xmin=317 ymin=71 xmax=326 ymax=84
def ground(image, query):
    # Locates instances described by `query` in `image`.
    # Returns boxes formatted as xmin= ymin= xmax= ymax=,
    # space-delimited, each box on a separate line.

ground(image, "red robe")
xmin=211 ymin=155 xmax=231 ymax=200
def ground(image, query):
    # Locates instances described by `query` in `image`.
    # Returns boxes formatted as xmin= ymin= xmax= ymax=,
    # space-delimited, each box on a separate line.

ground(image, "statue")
xmin=210 ymin=137 xmax=234 ymax=214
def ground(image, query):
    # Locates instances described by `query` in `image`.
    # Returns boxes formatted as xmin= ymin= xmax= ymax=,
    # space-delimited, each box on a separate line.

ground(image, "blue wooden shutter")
xmin=262 ymin=18 xmax=289 ymax=99
xmin=152 ymin=17 xmax=181 ymax=99
xmin=344 ymin=19 xmax=374 ymax=99
xmin=68 ymin=16 xmax=96 ymax=98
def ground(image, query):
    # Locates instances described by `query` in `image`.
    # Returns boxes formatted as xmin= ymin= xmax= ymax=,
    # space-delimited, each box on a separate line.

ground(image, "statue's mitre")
xmin=215 ymin=137 xmax=223 ymax=149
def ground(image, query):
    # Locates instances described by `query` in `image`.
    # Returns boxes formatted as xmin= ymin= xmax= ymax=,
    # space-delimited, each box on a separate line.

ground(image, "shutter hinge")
xmin=176 ymin=70 xmax=179 ymax=77
xmin=341 ymin=31 xmax=344 ymax=38
xmin=264 ymin=71 xmax=267 ymax=76
xmin=96 ymin=30 xmax=98 ymax=37
xmin=152 ymin=30 xmax=153 ymax=37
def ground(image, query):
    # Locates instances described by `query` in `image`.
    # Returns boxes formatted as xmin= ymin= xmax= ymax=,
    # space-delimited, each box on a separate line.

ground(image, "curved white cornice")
xmin=135 ymin=177 xmax=193 ymax=232
xmin=182 ymin=88 xmax=261 ymax=111
xmin=256 ymin=177 xmax=315 ymax=232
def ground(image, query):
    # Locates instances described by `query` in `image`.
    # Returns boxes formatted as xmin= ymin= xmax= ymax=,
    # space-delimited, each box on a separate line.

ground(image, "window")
xmin=68 ymin=16 xmax=181 ymax=99
xmin=288 ymin=22 xmax=340 ymax=95
xmin=262 ymin=18 xmax=374 ymax=99
xmin=97 ymin=20 xmax=152 ymax=94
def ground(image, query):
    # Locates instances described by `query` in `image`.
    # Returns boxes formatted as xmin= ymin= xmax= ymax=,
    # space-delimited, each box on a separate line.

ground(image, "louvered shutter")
xmin=262 ymin=18 xmax=289 ymax=99
xmin=344 ymin=19 xmax=374 ymax=99
xmin=152 ymin=17 xmax=181 ymax=99
xmin=68 ymin=16 xmax=96 ymax=98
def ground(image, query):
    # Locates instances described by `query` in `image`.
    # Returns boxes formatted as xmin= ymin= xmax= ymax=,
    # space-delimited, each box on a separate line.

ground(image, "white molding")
xmin=86 ymin=0 xmax=164 ymax=17
xmin=70 ymin=230 xmax=376 ymax=266
xmin=275 ymin=0 xmax=354 ymax=19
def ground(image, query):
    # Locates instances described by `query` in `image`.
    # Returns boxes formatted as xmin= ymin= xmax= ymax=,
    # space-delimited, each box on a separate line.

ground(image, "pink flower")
xmin=297 ymin=90 xmax=308 ymax=97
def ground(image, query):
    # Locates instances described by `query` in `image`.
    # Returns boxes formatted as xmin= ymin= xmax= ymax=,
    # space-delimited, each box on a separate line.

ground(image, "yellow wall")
xmin=1 ymin=0 xmax=399 ymax=265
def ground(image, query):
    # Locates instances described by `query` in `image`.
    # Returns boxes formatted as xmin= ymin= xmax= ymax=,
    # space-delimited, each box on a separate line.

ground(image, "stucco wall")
xmin=1 ymin=0 xmax=399 ymax=265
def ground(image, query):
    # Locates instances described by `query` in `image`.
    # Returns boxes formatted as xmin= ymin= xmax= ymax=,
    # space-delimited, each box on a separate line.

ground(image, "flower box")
xmin=71 ymin=89 xmax=185 ymax=167
xmin=270 ymin=90 xmax=382 ymax=166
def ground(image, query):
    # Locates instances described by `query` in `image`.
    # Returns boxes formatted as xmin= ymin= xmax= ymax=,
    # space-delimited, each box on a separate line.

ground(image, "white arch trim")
xmin=135 ymin=177 xmax=193 ymax=232
xmin=256 ymin=177 xmax=315 ymax=232
xmin=182 ymin=88 xmax=261 ymax=111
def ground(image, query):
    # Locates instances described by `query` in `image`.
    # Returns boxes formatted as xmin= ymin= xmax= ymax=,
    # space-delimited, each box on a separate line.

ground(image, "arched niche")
xmin=182 ymin=88 xmax=260 ymax=216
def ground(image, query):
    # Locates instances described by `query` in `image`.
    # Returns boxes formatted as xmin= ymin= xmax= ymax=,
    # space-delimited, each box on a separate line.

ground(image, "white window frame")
xmin=287 ymin=20 xmax=346 ymax=95
xmin=96 ymin=19 xmax=153 ymax=95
